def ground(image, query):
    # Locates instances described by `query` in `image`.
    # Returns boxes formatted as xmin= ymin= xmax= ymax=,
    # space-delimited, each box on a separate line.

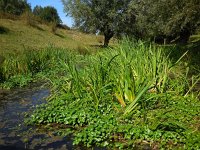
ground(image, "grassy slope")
xmin=0 ymin=18 xmax=104 ymax=52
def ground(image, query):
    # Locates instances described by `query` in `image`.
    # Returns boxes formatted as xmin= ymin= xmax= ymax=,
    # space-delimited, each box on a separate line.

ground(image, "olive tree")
xmin=62 ymin=0 xmax=133 ymax=46
xmin=131 ymin=0 xmax=200 ymax=43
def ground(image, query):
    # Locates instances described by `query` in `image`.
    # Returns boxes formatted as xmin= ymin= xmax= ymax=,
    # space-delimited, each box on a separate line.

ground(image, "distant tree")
xmin=131 ymin=0 xmax=200 ymax=43
xmin=62 ymin=0 xmax=134 ymax=46
xmin=0 ymin=0 xmax=31 ymax=15
xmin=33 ymin=6 xmax=62 ymax=24
xmin=32 ymin=5 xmax=43 ymax=16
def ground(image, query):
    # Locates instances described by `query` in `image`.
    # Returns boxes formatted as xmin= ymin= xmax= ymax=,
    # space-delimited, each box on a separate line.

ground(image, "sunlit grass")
xmin=24 ymin=39 xmax=200 ymax=149
xmin=0 ymin=46 xmax=74 ymax=88
xmin=0 ymin=18 xmax=105 ymax=52
xmin=1 ymin=35 xmax=199 ymax=148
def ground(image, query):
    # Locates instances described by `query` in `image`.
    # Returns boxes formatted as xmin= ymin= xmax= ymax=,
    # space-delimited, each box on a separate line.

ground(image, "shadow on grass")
xmin=89 ymin=44 xmax=114 ymax=49
xmin=33 ymin=25 xmax=45 ymax=31
xmin=0 ymin=26 xmax=9 ymax=34
xmin=55 ymin=33 xmax=65 ymax=38
xmin=165 ymin=40 xmax=200 ymax=74
xmin=28 ymin=23 xmax=45 ymax=31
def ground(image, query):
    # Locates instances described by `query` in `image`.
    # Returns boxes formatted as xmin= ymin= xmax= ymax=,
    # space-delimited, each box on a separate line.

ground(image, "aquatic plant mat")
xmin=1 ymin=39 xmax=200 ymax=149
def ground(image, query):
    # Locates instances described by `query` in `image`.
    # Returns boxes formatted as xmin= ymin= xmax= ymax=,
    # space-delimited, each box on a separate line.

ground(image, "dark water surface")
xmin=0 ymin=83 xmax=77 ymax=150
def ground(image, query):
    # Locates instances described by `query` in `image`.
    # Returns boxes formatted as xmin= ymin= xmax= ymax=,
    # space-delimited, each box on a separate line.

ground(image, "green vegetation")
xmin=62 ymin=0 xmax=200 ymax=45
xmin=33 ymin=5 xmax=62 ymax=24
xmin=0 ymin=47 xmax=67 ymax=88
xmin=130 ymin=0 xmax=200 ymax=43
xmin=0 ymin=0 xmax=200 ymax=149
xmin=21 ymin=39 xmax=199 ymax=149
xmin=0 ymin=19 xmax=104 ymax=52
xmin=0 ymin=0 xmax=31 ymax=16
xmin=62 ymin=0 xmax=133 ymax=46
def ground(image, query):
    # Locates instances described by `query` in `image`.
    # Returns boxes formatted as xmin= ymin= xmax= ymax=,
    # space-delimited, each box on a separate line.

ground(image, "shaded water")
xmin=0 ymin=83 xmax=77 ymax=150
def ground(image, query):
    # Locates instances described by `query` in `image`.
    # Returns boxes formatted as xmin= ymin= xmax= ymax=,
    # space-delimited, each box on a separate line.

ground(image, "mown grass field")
xmin=0 ymin=18 xmax=200 ymax=149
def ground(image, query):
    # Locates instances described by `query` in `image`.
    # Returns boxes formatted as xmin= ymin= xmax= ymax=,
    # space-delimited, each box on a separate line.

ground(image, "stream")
xmin=0 ymin=83 xmax=84 ymax=150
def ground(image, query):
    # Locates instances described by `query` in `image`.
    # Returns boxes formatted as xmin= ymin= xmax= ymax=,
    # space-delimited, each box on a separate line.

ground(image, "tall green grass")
xmin=0 ymin=46 xmax=74 ymax=88
xmin=17 ymin=39 xmax=200 ymax=148
xmin=26 ymin=38 xmax=200 ymax=117
xmin=57 ymin=39 xmax=175 ymax=115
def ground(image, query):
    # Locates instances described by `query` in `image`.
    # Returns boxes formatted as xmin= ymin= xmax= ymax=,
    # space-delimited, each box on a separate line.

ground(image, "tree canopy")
xmin=32 ymin=5 xmax=43 ymax=16
xmin=33 ymin=6 xmax=62 ymax=24
xmin=62 ymin=0 xmax=134 ymax=46
xmin=62 ymin=0 xmax=200 ymax=45
xmin=129 ymin=0 xmax=200 ymax=43
xmin=0 ymin=0 xmax=31 ymax=15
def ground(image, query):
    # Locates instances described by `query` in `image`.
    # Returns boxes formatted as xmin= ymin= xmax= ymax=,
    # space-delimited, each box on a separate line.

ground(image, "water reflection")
xmin=0 ymin=85 xmax=53 ymax=149
xmin=0 ymin=84 xmax=106 ymax=150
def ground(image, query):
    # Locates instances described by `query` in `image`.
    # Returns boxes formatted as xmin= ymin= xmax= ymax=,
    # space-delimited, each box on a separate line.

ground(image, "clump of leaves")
xmin=26 ymin=39 xmax=200 ymax=149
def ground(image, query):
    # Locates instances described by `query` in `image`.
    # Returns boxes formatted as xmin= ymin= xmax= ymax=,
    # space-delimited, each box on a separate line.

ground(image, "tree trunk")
xmin=178 ymin=28 xmax=191 ymax=44
xmin=103 ymin=29 xmax=114 ymax=47
xmin=104 ymin=35 xmax=111 ymax=47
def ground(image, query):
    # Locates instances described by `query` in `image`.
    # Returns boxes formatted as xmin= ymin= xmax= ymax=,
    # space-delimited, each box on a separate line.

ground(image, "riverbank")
xmin=0 ymin=39 xmax=200 ymax=149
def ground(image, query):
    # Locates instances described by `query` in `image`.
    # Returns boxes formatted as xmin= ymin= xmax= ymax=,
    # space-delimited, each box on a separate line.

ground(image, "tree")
xmin=131 ymin=0 xmax=200 ymax=44
xmin=62 ymin=0 xmax=134 ymax=46
xmin=33 ymin=5 xmax=43 ymax=16
xmin=0 ymin=0 xmax=31 ymax=15
xmin=164 ymin=0 xmax=200 ymax=43
xmin=33 ymin=6 xmax=62 ymax=24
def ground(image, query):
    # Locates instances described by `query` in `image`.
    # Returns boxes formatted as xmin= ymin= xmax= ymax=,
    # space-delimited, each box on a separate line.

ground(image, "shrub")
xmin=0 ymin=0 xmax=31 ymax=16
xmin=0 ymin=25 xmax=9 ymax=34
xmin=56 ymin=24 xmax=70 ymax=30
xmin=51 ymin=22 xmax=57 ymax=34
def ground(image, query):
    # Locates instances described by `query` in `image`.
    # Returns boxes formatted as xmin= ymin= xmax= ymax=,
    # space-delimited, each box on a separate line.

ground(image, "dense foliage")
xmin=62 ymin=0 xmax=134 ymax=46
xmin=33 ymin=5 xmax=62 ymax=24
xmin=1 ymin=0 xmax=200 ymax=148
xmin=62 ymin=0 xmax=200 ymax=45
xmin=0 ymin=0 xmax=31 ymax=15
xmin=131 ymin=0 xmax=200 ymax=43
xmin=17 ymin=40 xmax=200 ymax=149
xmin=0 ymin=39 xmax=199 ymax=148
xmin=0 ymin=47 xmax=67 ymax=88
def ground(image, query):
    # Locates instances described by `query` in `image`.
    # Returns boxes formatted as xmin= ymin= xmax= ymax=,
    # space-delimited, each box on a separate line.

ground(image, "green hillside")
xmin=0 ymin=18 xmax=104 ymax=52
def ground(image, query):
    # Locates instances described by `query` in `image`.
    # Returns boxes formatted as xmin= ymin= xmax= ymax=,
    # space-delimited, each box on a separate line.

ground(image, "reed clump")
xmin=0 ymin=47 xmax=72 ymax=88
xmin=26 ymin=39 xmax=200 ymax=149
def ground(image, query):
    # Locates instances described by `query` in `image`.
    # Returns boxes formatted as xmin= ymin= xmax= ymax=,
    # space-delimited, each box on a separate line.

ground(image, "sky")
xmin=27 ymin=0 xmax=73 ymax=27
